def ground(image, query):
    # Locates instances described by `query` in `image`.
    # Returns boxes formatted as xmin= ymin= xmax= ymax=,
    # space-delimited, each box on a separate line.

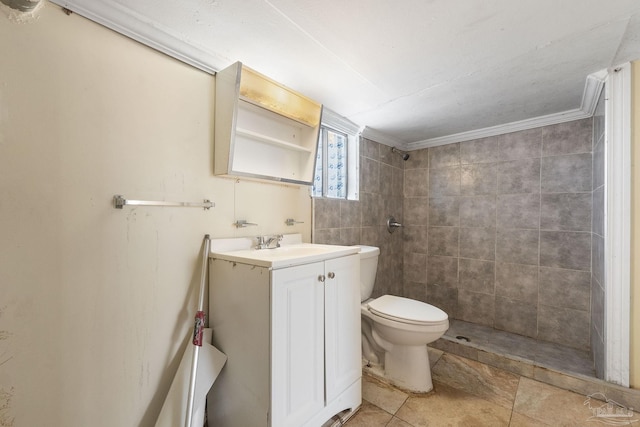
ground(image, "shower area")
xmin=314 ymin=91 xmax=608 ymax=382
xmin=407 ymin=108 xmax=603 ymax=380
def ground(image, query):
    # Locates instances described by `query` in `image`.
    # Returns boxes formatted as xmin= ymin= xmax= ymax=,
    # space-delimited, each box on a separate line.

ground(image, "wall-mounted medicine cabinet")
xmin=214 ymin=62 xmax=323 ymax=185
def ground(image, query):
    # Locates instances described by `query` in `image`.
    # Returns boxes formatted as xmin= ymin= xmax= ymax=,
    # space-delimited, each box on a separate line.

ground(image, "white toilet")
xmin=358 ymin=245 xmax=449 ymax=393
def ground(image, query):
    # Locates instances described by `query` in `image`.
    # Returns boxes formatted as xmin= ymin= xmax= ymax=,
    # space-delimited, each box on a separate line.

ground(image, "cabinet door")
xmin=271 ymin=262 xmax=325 ymax=427
xmin=324 ymin=254 xmax=361 ymax=402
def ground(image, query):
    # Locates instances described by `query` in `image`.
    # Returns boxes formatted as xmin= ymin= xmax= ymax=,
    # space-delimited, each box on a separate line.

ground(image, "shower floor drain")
xmin=456 ymin=335 xmax=470 ymax=342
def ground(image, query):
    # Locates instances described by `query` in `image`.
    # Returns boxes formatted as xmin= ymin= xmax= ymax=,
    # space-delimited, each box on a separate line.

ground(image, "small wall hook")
xmin=285 ymin=218 xmax=304 ymax=226
xmin=234 ymin=220 xmax=258 ymax=228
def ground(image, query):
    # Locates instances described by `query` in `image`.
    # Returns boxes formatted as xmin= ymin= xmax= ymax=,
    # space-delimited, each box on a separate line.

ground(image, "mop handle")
xmin=196 ymin=235 xmax=210 ymax=315
xmin=185 ymin=234 xmax=210 ymax=427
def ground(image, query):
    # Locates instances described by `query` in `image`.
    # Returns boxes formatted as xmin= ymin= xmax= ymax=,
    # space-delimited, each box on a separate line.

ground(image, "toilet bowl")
xmin=357 ymin=246 xmax=449 ymax=393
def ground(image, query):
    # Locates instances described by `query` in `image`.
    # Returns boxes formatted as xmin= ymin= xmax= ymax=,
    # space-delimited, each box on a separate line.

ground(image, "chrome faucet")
xmin=256 ymin=234 xmax=283 ymax=250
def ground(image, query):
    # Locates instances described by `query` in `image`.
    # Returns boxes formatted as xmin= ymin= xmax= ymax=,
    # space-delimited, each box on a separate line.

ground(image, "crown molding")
xmin=321 ymin=107 xmax=360 ymax=135
xmin=406 ymin=70 xmax=607 ymax=150
xmin=49 ymin=0 xmax=222 ymax=74
xmin=406 ymin=108 xmax=591 ymax=150
xmin=359 ymin=126 xmax=408 ymax=148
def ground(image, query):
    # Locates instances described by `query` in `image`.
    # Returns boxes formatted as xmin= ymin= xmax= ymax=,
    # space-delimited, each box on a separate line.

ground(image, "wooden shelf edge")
xmin=236 ymin=127 xmax=313 ymax=153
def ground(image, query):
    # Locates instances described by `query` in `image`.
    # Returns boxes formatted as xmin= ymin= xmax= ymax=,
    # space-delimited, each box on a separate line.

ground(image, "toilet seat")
xmin=367 ymin=295 xmax=448 ymax=326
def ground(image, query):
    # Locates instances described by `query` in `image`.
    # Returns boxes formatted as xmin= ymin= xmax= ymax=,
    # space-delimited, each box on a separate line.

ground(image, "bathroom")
xmin=2 ymin=1 xmax=640 ymax=426
xmin=315 ymin=113 xmax=603 ymax=374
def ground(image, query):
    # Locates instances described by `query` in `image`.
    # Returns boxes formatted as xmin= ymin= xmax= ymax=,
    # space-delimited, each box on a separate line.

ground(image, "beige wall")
xmin=0 ymin=2 xmax=310 ymax=426
xmin=631 ymin=61 xmax=640 ymax=388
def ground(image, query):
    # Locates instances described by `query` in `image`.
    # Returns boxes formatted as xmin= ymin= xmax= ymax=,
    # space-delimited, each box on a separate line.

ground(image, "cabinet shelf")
xmin=235 ymin=127 xmax=313 ymax=153
xmin=214 ymin=61 xmax=322 ymax=185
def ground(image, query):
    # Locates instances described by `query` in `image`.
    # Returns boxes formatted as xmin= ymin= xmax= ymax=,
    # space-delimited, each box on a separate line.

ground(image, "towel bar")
xmin=113 ymin=195 xmax=214 ymax=210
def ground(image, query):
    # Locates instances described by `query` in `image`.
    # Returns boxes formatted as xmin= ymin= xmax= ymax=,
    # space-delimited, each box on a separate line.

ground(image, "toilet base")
xmin=363 ymin=344 xmax=433 ymax=393
xmin=385 ymin=344 xmax=433 ymax=393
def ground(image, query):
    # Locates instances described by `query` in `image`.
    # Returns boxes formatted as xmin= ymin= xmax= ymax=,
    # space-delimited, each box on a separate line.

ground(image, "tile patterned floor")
xmin=441 ymin=320 xmax=595 ymax=377
xmin=345 ymin=349 xmax=640 ymax=427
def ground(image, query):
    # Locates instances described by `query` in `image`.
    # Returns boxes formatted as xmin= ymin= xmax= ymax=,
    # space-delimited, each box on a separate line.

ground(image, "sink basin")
xmin=210 ymin=242 xmax=359 ymax=269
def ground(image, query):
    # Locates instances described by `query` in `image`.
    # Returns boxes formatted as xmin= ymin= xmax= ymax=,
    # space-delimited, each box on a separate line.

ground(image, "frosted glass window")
xmin=313 ymin=127 xmax=348 ymax=198
xmin=312 ymin=108 xmax=359 ymax=200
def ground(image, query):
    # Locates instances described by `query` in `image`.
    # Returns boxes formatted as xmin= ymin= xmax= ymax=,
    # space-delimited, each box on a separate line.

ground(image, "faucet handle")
xmin=256 ymin=235 xmax=282 ymax=249
xmin=386 ymin=216 xmax=404 ymax=234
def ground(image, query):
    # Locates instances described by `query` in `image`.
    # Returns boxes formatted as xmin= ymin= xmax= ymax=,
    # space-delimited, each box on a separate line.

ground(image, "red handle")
xmin=192 ymin=311 xmax=205 ymax=346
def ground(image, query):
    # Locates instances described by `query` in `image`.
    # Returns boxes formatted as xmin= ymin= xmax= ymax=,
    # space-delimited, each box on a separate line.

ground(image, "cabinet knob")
xmin=318 ymin=275 xmax=325 ymax=282
xmin=327 ymin=272 xmax=335 ymax=279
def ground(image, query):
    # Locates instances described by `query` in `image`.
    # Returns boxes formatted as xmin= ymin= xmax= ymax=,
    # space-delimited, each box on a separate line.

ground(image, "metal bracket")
xmin=234 ymin=220 xmax=258 ymax=228
xmin=285 ymin=218 xmax=304 ymax=226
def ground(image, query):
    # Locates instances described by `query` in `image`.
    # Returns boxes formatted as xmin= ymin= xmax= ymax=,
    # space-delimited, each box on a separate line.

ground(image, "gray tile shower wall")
xmin=313 ymin=137 xmax=405 ymax=298
xmin=312 ymin=118 xmax=598 ymax=353
xmin=417 ymin=119 xmax=594 ymax=350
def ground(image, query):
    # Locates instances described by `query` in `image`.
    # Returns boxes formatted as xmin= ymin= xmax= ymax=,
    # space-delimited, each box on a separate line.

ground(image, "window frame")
xmin=312 ymin=108 xmax=360 ymax=200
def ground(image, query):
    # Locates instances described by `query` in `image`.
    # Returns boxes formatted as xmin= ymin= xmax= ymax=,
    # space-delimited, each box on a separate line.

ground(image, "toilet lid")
xmin=368 ymin=295 xmax=448 ymax=325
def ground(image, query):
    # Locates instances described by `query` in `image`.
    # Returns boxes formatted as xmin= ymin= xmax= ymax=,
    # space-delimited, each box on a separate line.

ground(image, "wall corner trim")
xmin=605 ymin=62 xmax=632 ymax=387
xmin=581 ymin=70 xmax=608 ymax=116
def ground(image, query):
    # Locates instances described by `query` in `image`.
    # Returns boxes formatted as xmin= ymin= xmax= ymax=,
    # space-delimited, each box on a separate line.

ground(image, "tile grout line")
xmin=507 ymin=375 xmax=524 ymax=426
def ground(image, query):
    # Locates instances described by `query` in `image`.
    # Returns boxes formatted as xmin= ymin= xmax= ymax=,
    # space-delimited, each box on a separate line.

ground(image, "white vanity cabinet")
xmin=207 ymin=251 xmax=361 ymax=427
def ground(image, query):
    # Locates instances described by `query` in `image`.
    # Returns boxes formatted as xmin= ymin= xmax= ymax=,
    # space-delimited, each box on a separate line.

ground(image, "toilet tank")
xmin=355 ymin=245 xmax=380 ymax=302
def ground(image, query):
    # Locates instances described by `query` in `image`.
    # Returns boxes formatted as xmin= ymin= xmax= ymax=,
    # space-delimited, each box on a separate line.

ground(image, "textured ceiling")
xmin=53 ymin=0 xmax=640 ymax=145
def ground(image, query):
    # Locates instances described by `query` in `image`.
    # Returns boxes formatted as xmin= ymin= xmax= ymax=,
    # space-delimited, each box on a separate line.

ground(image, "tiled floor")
xmin=439 ymin=320 xmax=595 ymax=377
xmin=345 ymin=349 xmax=640 ymax=427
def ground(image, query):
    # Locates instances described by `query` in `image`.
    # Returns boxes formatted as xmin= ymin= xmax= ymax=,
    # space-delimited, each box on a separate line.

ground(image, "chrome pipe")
xmin=391 ymin=147 xmax=410 ymax=161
